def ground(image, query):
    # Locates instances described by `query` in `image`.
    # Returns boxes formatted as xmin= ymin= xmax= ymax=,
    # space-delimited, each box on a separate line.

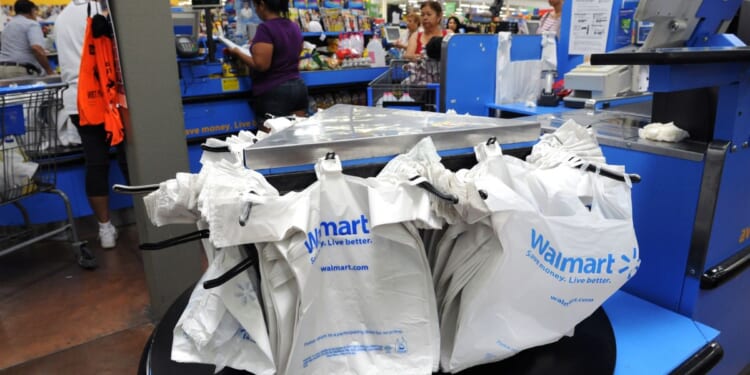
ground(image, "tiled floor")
xmin=0 ymin=219 xmax=154 ymax=374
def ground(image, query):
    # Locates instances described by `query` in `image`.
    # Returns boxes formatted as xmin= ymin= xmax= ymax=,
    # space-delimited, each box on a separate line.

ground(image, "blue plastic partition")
xmin=442 ymin=34 xmax=497 ymax=115
xmin=442 ymin=34 xmax=542 ymax=115
xmin=0 ymin=161 xmax=132 ymax=225
xmin=601 ymin=145 xmax=704 ymax=312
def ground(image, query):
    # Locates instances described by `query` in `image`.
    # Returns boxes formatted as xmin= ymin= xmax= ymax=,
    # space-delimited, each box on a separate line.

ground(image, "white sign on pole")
xmin=568 ymin=0 xmax=614 ymax=55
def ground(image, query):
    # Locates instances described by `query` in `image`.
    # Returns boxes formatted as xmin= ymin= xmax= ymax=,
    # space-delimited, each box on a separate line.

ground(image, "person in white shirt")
xmin=236 ymin=1 xmax=253 ymax=37
xmin=55 ymin=0 xmax=126 ymax=249
xmin=537 ymin=0 xmax=563 ymax=36
xmin=0 ymin=0 xmax=54 ymax=78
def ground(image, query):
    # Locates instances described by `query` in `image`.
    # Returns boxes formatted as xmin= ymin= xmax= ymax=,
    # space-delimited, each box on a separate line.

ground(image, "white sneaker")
xmin=99 ymin=224 xmax=118 ymax=249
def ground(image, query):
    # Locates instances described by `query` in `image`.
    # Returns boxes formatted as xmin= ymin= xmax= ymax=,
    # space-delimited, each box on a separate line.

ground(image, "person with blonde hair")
xmin=393 ymin=12 xmax=420 ymax=50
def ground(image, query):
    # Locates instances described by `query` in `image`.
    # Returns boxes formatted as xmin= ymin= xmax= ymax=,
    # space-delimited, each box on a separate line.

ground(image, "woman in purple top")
xmin=225 ymin=0 xmax=308 ymax=131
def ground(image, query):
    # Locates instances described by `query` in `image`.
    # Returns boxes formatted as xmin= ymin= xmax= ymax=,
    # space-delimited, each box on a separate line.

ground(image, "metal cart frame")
xmin=0 ymin=80 xmax=96 ymax=269
xmin=367 ymin=59 xmax=441 ymax=112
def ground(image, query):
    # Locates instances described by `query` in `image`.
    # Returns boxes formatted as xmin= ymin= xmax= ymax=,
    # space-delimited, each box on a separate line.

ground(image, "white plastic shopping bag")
xmin=215 ymin=246 xmax=275 ymax=374
xmin=57 ymin=110 xmax=81 ymax=146
xmin=172 ymin=249 xmax=228 ymax=355
xmin=495 ymin=32 xmax=555 ymax=105
xmin=227 ymin=154 xmax=441 ymax=374
xmin=171 ymin=247 xmax=276 ymax=375
xmin=444 ymin=142 xmax=639 ymax=372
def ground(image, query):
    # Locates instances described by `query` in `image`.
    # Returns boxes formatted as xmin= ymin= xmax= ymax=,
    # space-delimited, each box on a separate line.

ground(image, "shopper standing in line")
xmin=0 ymin=0 xmax=54 ymax=79
xmin=393 ymin=12 xmax=420 ymax=50
xmin=537 ymin=0 xmax=563 ymax=36
xmin=224 ymin=0 xmax=308 ymax=132
xmin=55 ymin=0 xmax=125 ymax=249
xmin=404 ymin=0 xmax=452 ymax=61
xmin=446 ymin=16 xmax=461 ymax=33
xmin=237 ymin=1 xmax=253 ymax=38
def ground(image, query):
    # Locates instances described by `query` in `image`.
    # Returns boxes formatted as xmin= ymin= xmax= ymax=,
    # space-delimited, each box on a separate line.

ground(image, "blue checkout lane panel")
xmin=703 ymin=148 xmax=750 ymax=271
xmin=604 ymin=291 xmax=719 ymax=374
xmin=693 ymin=267 xmax=750 ymax=375
xmin=601 ymin=145 xmax=704 ymax=313
xmin=183 ymin=99 xmax=255 ymax=140
xmin=180 ymin=75 xmax=252 ymax=98
xmin=487 ymin=95 xmax=653 ymax=117
xmin=0 ymin=160 xmax=132 ymax=225
xmin=690 ymin=145 xmax=750 ymax=375
xmin=443 ymin=34 xmax=543 ymax=116
xmin=301 ymin=67 xmax=387 ymax=87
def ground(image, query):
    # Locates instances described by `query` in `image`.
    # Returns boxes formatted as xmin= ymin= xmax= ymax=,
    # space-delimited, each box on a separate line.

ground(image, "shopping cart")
xmin=0 ymin=79 xmax=96 ymax=269
xmin=367 ymin=59 xmax=441 ymax=112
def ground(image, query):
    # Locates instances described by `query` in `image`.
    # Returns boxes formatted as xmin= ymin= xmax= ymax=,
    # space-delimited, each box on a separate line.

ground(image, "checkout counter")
xmin=139 ymin=105 xmax=722 ymax=374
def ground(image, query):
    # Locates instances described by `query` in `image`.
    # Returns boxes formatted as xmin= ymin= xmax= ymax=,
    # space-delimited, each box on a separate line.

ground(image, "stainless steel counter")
xmin=531 ymin=109 xmax=708 ymax=162
xmin=243 ymin=104 xmax=541 ymax=170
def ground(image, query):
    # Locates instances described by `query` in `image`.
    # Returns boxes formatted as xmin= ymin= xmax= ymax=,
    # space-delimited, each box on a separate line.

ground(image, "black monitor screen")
xmin=192 ymin=0 xmax=221 ymax=8
xmin=384 ymin=26 xmax=401 ymax=43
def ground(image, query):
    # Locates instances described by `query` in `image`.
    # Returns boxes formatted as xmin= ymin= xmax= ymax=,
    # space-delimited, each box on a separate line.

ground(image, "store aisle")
xmin=0 ymin=220 xmax=153 ymax=374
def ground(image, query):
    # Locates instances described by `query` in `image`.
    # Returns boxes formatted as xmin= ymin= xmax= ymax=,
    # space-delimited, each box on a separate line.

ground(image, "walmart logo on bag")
xmin=526 ymin=228 xmax=640 ymax=283
xmin=304 ymin=214 xmax=373 ymax=263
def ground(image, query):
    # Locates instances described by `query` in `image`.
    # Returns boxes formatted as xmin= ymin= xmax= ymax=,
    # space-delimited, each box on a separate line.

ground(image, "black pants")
xmin=71 ymin=115 xmax=129 ymax=197
xmin=251 ymin=78 xmax=309 ymax=121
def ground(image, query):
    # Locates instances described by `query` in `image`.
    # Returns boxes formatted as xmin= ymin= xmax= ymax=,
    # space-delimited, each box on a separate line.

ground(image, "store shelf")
xmin=301 ymin=67 xmax=387 ymax=87
xmin=302 ymin=31 xmax=373 ymax=38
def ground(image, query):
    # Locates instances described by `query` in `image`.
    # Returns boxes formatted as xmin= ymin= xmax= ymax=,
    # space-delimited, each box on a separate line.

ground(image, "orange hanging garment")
xmin=77 ymin=16 xmax=105 ymax=126
xmin=77 ymin=14 xmax=124 ymax=146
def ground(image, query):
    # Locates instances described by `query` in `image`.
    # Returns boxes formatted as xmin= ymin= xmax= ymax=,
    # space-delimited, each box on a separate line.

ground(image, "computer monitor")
xmin=172 ymin=10 xmax=199 ymax=40
xmin=383 ymin=26 xmax=402 ymax=44
xmin=192 ymin=0 xmax=222 ymax=9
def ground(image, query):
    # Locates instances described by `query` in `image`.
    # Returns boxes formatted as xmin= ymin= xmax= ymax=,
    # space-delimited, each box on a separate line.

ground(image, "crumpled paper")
xmin=638 ymin=122 xmax=690 ymax=143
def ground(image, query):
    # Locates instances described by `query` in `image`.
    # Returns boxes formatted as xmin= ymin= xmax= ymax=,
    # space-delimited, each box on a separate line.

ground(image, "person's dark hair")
xmin=447 ymin=16 xmax=461 ymax=31
xmin=14 ymin=0 xmax=36 ymax=15
xmin=252 ymin=0 xmax=290 ymax=17
xmin=420 ymin=0 xmax=443 ymax=17
xmin=425 ymin=36 xmax=443 ymax=60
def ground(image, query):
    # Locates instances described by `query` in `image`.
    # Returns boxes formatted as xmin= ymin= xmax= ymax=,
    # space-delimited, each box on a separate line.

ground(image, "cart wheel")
xmin=75 ymin=242 xmax=98 ymax=270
